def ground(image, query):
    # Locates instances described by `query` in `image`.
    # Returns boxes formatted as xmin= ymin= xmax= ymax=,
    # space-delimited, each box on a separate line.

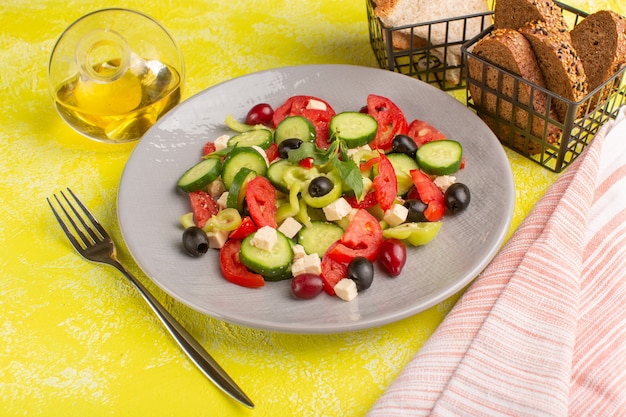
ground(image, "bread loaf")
xmin=519 ymin=20 xmax=588 ymax=122
xmin=494 ymin=0 xmax=570 ymax=37
xmin=570 ymin=10 xmax=626 ymax=97
xmin=383 ymin=30 xmax=428 ymax=50
xmin=467 ymin=28 xmax=561 ymax=153
xmin=373 ymin=0 xmax=490 ymax=84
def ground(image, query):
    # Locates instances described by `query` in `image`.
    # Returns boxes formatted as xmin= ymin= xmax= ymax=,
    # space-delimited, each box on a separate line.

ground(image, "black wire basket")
xmin=463 ymin=2 xmax=626 ymax=172
xmin=367 ymin=0 xmax=626 ymax=172
xmin=366 ymin=0 xmax=493 ymax=91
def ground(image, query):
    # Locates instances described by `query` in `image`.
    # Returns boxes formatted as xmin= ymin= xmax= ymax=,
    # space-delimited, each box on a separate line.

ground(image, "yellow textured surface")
xmin=1 ymin=0 xmax=623 ymax=415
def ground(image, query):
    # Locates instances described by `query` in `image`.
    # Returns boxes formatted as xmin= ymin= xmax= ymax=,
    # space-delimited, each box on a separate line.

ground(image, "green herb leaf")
xmin=287 ymin=142 xmax=319 ymax=165
xmin=284 ymin=137 xmax=365 ymax=200
xmin=333 ymin=158 xmax=364 ymax=200
xmin=338 ymin=140 xmax=350 ymax=162
xmin=314 ymin=141 xmax=338 ymax=166
xmin=204 ymin=145 xmax=235 ymax=158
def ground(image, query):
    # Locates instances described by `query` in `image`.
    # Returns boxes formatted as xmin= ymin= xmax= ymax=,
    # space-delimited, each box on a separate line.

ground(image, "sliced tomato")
xmin=264 ymin=143 xmax=279 ymax=163
xmin=407 ymin=119 xmax=446 ymax=148
xmin=189 ymin=190 xmax=218 ymax=229
xmin=344 ymin=191 xmax=378 ymax=209
xmin=373 ymin=153 xmax=397 ymax=211
xmin=320 ymin=243 xmax=348 ymax=295
xmin=359 ymin=156 xmax=380 ymax=173
xmin=220 ymin=239 xmax=265 ymax=288
xmin=229 ymin=216 xmax=257 ymax=240
xmin=409 ymin=169 xmax=445 ymax=222
xmin=272 ymin=95 xmax=336 ymax=149
xmin=298 ymin=157 xmax=315 ymax=169
xmin=327 ymin=209 xmax=383 ymax=263
xmin=245 ymin=176 xmax=277 ymax=228
xmin=366 ymin=94 xmax=408 ymax=151
xmin=202 ymin=140 xmax=217 ymax=156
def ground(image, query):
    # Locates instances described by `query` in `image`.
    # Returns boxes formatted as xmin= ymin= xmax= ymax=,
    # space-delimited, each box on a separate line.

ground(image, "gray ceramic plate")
xmin=118 ymin=64 xmax=514 ymax=334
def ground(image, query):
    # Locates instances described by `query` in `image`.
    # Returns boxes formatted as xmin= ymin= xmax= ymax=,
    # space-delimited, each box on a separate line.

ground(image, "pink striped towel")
xmin=368 ymin=106 xmax=626 ymax=416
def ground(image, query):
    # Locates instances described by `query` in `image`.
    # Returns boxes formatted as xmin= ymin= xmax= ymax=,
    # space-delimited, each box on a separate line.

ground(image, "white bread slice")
xmin=373 ymin=0 xmax=490 ymax=84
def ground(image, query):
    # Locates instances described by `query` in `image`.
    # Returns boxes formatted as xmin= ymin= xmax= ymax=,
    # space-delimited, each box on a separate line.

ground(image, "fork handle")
xmin=106 ymin=258 xmax=254 ymax=408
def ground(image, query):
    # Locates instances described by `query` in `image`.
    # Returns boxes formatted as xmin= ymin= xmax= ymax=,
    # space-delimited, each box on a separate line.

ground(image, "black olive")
xmin=308 ymin=176 xmax=334 ymax=197
xmin=277 ymin=138 xmax=303 ymax=159
xmin=241 ymin=199 xmax=250 ymax=217
xmin=404 ymin=199 xmax=428 ymax=222
xmin=347 ymin=257 xmax=374 ymax=291
xmin=444 ymin=183 xmax=471 ymax=213
xmin=391 ymin=134 xmax=417 ymax=158
xmin=182 ymin=227 xmax=209 ymax=257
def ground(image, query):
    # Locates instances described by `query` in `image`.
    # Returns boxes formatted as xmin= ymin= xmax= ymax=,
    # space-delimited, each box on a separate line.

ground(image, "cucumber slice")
xmin=266 ymin=159 xmax=292 ymax=194
xmin=329 ymin=112 xmax=377 ymax=148
xmin=416 ymin=140 xmax=463 ymax=176
xmin=227 ymin=168 xmax=256 ymax=211
xmin=176 ymin=157 xmax=222 ymax=192
xmin=274 ymin=116 xmax=316 ymax=144
xmin=386 ymin=153 xmax=419 ymax=195
xmin=227 ymin=129 xmax=273 ymax=149
xmin=297 ymin=221 xmax=344 ymax=257
xmin=240 ymin=230 xmax=293 ymax=277
xmin=222 ymin=147 xmax=268 ymax=190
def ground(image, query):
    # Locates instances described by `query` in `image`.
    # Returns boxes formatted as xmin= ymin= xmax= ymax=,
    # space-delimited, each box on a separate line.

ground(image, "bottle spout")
xmin=75 ymin=28 xmax=131 ymax=83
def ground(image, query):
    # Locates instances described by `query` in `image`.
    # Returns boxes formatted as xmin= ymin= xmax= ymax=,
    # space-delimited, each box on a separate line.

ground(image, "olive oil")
xmin=54 ymin=58 xmax=181 ymax=142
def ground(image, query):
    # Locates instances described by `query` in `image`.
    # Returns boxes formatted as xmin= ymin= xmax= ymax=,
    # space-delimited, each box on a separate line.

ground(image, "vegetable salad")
xmin=176 ymin=94 xmax=470 ymax=301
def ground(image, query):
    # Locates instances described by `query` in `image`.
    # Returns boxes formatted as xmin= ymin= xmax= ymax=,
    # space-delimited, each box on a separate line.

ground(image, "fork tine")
xmin=47 ymin=193 xmax=86 ymax=250
xmin=48 ymin=188 xmax=107 ymax=250
xmin=62 ymin=188 xmax=106 ymax=242
xmin=56 ymin=191 xmax=93 ymax=248
xmin=66 ymin=188 xmax=109 ymax=239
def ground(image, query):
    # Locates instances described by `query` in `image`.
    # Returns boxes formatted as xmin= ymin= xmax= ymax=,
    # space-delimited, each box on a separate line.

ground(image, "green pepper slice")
xmin=301 ymin=170 xmax=342 ymax=208
xmin=202 ymin=208 xmax=243 ymax=232
xmin=382 ymin=222 xmax=442 ymax=246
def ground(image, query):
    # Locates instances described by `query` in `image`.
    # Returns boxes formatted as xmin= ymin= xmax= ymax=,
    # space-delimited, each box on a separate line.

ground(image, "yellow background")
xmin=1 ymin=0 xmax=623 ymax=415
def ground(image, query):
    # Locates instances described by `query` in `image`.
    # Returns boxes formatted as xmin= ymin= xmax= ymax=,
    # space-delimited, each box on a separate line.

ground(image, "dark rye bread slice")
xmin=494 ymin=0 xmax=570 ymax=37
xmin=519 ymin=20 xmax=588 ymax=122
xmin=570 ymin=10 xmax=626 ymax=102
xmin=467 ymin=28 xmax=561 ymax=153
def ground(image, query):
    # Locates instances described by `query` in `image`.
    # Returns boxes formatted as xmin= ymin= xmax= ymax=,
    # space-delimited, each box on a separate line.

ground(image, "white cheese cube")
xmin=303 ymin=253 xmax=322 ymax=275
xmin=206 ymin=229 xmax=229 ymax=249
xmin=323 ymin=197 xmax=353 ymax=221
xmin=249 ymin=225 xmax=278 ymax=251
xmin=216 ymin=191 xmax=229 ymax=210
xmin=278 ymin=217 xmax=302 ymax=239
xmin=207 ymin=178 xmax=226 ymax=198
xmin=383 ymin=203 xmax=409 ymax=227
xmin=292 ymin=244 xmax=307 ymax=260
xmin=306 ymin=99 xmax=327 ymax=111
xmin=214 ymin=134 xmax=230 ymax=151
xmin=434 ymin=175 xmax=456 ymax=193
xmin=252 ymin=145 xmax=270 ymax=167
xmin=334 ymin=278 xmax=358 ymax=301
xmin=291 ymin=253 xmax=322 ymax=277
xmin=346 ymin=144 xmax=372 ymax=158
